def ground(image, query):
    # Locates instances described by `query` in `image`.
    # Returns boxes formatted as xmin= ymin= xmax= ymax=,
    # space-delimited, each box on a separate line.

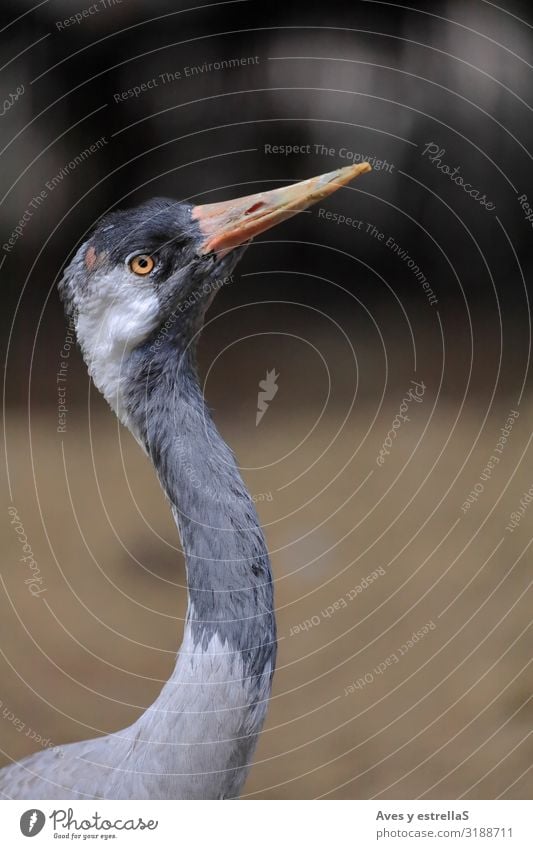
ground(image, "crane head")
xmin=58 ymin=162 xmax=370 ymax=423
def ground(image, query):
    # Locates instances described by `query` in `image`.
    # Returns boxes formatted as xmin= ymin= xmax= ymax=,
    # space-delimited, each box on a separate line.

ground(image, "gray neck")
xmin=122 ymin=339 xmax=276 ymax=798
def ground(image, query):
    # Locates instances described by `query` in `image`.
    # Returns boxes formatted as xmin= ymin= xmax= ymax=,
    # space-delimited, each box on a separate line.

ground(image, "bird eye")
xmin=128 ymin=254 xmax=155 ymax=275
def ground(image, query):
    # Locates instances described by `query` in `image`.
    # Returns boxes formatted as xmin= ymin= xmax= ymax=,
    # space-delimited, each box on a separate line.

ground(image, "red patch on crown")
xmin=85 ymin=246 xmax=97 ymax=270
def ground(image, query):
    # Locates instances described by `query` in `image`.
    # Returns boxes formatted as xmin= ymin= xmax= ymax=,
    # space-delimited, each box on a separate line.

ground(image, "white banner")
xmin=0 ymin=799 xmax=529 ymax=847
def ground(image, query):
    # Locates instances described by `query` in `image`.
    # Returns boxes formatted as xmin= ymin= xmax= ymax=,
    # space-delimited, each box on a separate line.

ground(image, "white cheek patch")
xmin=75 ymin=268 xmax=160 ymax=427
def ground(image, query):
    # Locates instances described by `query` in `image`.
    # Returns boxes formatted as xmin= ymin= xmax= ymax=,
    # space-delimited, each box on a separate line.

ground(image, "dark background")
xmin=2 ymin=0 xmax=533 ymax=407
xmin=1 ymin=0 xmax=532 ymax=800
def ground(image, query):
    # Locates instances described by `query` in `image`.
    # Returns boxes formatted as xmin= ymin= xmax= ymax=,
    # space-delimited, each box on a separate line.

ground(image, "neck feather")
xmin=121 ymin=339 xmax=276 ymax=798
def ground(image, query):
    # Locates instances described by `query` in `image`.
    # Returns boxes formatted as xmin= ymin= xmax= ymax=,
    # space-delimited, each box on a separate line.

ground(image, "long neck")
xmin=124 ymin=341 xmax=276 ymax=799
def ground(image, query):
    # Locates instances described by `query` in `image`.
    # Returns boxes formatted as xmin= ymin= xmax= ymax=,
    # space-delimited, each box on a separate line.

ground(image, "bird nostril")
xmin=244 ymin=202 xmax=265 ymax=215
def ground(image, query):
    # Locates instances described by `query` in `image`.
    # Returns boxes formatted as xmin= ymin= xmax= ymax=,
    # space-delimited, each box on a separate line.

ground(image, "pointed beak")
xmin=191 ymin=162 xmax=371 ymax=256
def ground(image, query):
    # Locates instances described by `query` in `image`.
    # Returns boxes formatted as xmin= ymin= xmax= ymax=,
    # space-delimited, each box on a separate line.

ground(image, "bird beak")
xmin=192 ymin=162 xmax=371 ymax=256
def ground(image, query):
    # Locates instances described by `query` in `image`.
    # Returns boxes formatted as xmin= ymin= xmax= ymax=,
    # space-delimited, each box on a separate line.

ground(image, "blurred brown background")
xmin=1 ymin=0 xmax=532 ymax=798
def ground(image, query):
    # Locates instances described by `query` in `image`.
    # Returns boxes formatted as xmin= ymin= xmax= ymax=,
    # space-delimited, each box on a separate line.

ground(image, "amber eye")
xmin=128 ymin=254 xmax=155 ymax=275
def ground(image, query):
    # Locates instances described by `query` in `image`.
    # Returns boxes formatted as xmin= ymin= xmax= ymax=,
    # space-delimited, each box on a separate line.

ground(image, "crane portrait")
xmin=0 ymin=0 xmax=532 ymax=815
